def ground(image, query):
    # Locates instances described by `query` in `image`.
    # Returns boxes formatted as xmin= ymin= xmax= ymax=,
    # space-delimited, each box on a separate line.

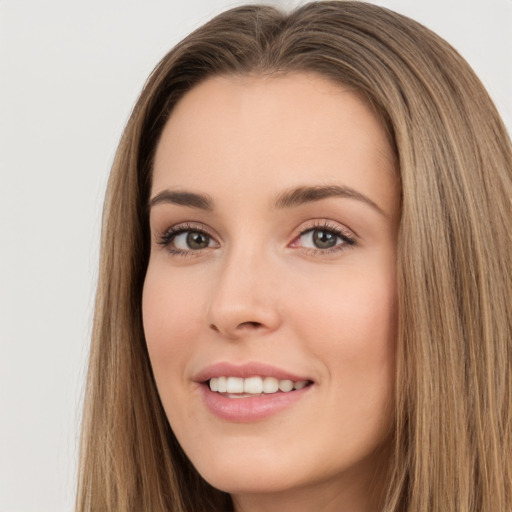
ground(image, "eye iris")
xmin=312 ymin=229 xmax=337 ymax=249
xmin=186 ymin=231 xmax=209 ymax=250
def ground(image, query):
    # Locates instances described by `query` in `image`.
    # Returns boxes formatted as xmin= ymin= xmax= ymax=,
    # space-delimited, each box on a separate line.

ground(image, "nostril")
xmin=239 ymin=321 xmax=262 ymax=329
xmin=209 ymin=318 xmax=269 ymax=337
xmin=209 ymin=321 xmax=262 ymax=333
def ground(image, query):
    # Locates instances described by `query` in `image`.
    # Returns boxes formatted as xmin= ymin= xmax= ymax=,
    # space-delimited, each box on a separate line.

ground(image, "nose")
xmin=206 ymin=248 xmax=281 ymax=340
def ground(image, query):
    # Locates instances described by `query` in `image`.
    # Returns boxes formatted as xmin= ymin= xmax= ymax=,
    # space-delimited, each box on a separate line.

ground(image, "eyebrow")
xmin=273 ymin=185 xmax=387 ymax=217
xmin=149 ymin=184 xmax=387 ymax=217
xmin=149 ymin=190 xmax=214 ymax=210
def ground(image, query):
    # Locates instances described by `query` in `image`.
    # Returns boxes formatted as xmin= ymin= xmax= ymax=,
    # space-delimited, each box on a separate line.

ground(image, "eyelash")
xmin=156 ymin=222 xmax=216 ymax=257
xmin=293 ymin=221 xmax=356 ymax=255
xmin=156 ymin=221 xmax=356 ymax=257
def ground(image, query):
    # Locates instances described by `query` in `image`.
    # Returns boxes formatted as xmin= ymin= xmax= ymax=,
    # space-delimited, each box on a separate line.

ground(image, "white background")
xmin=1 ymin=1 xmax=510 ymax=511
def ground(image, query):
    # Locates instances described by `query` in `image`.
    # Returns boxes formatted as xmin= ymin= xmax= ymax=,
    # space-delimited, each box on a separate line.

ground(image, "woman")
xmin=76 ymin=2 xmax=512 ymax=511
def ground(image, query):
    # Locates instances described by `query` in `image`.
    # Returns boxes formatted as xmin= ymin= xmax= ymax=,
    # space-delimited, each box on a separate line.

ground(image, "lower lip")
xmin=200 ymin=384 xmax=312 ymax=422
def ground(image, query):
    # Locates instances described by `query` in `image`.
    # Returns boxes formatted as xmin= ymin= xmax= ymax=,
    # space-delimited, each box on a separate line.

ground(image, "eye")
xmin=173 ymin=230 xmax=212 ymax=250
xmin=302 ymin=228 xmax=339 ymax=249
xmin=291 ymin=222 xmax=356 ymax=253
xmin=157 ymin=223 xmax=218 ymax=255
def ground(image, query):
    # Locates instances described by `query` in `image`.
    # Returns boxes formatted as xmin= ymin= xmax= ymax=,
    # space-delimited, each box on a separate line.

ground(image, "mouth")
xmin=195 ymin=362 xmax=314 ymax=421
xmin=207 ymin=375 xmax=312 ymax=398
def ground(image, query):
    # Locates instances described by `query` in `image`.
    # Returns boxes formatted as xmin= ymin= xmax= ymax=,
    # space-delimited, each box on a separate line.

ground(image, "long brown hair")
xmin=76 ymin=2 xmax=512 ymax=511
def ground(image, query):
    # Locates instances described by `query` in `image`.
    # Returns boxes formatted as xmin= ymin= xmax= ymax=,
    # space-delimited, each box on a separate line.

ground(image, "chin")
xmin=197 ymin=461 xmax=308 ymax=496
xmin=185 ymin=434 xmax=389 ymax=499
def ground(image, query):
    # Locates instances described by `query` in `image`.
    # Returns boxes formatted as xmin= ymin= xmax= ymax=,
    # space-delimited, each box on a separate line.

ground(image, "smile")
xmin=209 ymin=376 xmax=310 ymax=395
xmin=195 ymin=363 xmax=314 ymax=421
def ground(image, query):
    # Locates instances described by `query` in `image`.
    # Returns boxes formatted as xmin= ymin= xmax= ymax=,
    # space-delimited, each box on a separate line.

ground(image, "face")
xmin=143 ymin=73 xmax=399 ymax=511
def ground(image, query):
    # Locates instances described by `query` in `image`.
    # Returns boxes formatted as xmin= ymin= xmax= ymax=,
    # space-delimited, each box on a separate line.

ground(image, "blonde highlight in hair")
xmin=77 ymin=2 xmax=512 ymax=511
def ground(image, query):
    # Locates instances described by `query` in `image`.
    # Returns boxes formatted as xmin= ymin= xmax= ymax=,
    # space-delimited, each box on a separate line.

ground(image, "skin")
xmin=143 ymin=73 xmax=400 ymax=512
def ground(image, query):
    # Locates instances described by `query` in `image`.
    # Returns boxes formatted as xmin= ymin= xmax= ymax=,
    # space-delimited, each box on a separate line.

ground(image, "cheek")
xmin=141 ymin=265 xmax=209 ymax=438
xmin=142 ymin=266 xmax=201 ymax=381
xmin=290 ymin=267 xmax=397 ymax=400
xmin=294 ymin=263 xmax=396 ymax=340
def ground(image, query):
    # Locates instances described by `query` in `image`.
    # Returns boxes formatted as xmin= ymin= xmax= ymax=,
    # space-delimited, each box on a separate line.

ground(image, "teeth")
xmin=226 ymin=377 xmax=244 ymax=393
xmin=279 ymin=379 xmax=294 ymax=392
xmin=217 ymin=376 xmax=227 ymax=393
xmin=208 ymin=376 xmax=309 ymax=395
xmin=262 ymin=377 xmax=279 ymax=393
xmin=244 ymin=376 xmax=263 ymax=394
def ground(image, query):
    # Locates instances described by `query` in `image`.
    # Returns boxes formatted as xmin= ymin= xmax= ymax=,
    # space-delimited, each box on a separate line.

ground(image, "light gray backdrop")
xmin=1 ymin=1 xmax=511 ymax=511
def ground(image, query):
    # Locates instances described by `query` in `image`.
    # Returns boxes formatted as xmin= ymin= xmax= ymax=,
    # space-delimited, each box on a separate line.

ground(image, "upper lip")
xmin=194 ymin=361 xmax=313 ymax=383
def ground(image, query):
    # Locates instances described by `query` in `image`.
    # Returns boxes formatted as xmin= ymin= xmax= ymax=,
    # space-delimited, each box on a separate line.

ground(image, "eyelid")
xmin=293 ymin=219 xmax=356 ymax=239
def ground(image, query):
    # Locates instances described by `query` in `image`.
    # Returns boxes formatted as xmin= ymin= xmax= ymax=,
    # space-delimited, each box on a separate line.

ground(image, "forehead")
xmin=152 ymin=73 xmax=397 ymax=212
